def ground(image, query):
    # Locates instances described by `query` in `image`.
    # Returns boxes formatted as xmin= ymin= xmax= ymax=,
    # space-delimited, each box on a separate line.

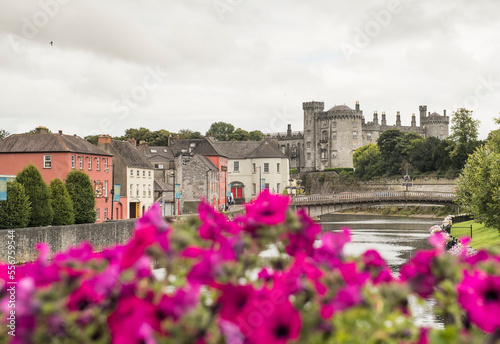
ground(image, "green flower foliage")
xmin=65 ymin=170 xmax=96 ymax=224
xmin=0 ymin=180 xmax=31 ymax=229
xmin=49 ymin=178 xmax=75 ymax=226
xmin=16 ymin=164 xmax=53 ymax=227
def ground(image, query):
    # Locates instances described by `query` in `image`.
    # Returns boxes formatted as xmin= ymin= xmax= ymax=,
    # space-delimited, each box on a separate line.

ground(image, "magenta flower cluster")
xmin=1 ymin=190 xmax=500 ymax=343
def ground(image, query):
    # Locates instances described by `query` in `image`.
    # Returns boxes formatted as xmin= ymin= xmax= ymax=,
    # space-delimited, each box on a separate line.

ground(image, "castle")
xmin=271 ymin=101 xmax=449 ymax=171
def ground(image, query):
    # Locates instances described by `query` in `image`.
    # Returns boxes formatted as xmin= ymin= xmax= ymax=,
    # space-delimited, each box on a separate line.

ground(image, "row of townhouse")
xmin=0 ymin=127 xmax=155 ymax=223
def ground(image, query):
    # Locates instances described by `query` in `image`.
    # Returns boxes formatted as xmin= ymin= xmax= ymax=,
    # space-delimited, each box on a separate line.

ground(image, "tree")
xmin=85 ymin=135 xmax=99 ymax=145
xmin=353 ymin=143 xmax=382 ymax=180
xmin=65 ymin=170 xmax=96 ymax=224
xmin=49 ymin=178 xmax=75 ymax=226
xmin=0 ymin=129 xmax=10 ymax=140
xmin=229 ymin=128 xmax=249 ymax=141
xmin=177 ymin=129 xmax=202 ymax=140
xmin=248 ymin=130 xmax=264 ymax=141
xmin=206 ymin=122 xmax=235 ymax=141
xmin=449 ymin=108 xmax=481 ymax=170
xmin=377 ymin=129 xmax=406 ymax=176
xmin=16 ymin=164 xmax=53 ymax=227
xmin=0 ymin=181 xmax=31 ymax=229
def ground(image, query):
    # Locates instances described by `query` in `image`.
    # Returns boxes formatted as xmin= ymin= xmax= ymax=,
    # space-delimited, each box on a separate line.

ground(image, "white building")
xmin=214 ymin=140 xmax=290 ymax=204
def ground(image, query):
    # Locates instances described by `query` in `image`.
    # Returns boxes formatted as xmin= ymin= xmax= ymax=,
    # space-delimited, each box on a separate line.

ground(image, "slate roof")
xmin=169 ymin=139 xmax=204 ymax=156
xmin=196 ymin=154 xmax=219 ymax=170
xmin=212 ymin=141 xmax=261 ymax=159
xmin=247 ymin=140 xmax=288 ymax=159
xmin=109 ymin=140 xmax=154 ymax=169
xmin=154 ymin=178 xmax=173 ymax=192
xmin=429 ymin=112 xmax=441 ymax=117
xmin=192 ymin=139 xmax=227 ymax=157
xmin=328 ymin=104 xmax=353 ymax=112
xmin=142 ymin=146 xmax=174 ymax=160
xmin=0 ymin=133 xmax=112 ymax=156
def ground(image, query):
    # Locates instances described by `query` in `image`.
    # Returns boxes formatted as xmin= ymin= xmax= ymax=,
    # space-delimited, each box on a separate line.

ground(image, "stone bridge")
xmin=291 ymin=191 xmax=458 ymax=217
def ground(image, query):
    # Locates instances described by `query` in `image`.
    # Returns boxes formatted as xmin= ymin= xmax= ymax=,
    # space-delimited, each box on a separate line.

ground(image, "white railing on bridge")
xmin=292 ymin=191 xmax=457 ymax=205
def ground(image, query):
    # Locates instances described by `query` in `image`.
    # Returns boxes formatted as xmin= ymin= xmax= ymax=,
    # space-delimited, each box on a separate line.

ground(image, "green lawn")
xmin=451 ymin=220 xmax=500 ymax=249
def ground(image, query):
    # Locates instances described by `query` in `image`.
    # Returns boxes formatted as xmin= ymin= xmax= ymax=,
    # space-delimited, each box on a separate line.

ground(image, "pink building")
xmin=0 ymin=127 xmax=114 ymax=223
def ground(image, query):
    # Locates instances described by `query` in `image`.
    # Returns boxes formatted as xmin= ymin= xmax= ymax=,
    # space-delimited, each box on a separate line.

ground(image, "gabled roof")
xmin=169 ymin=139 xmax=204 ymax=156
xmin=142 ymin=146 xmax=174 ymax=160
xmin=154 ymin=178 xmax=173 ymax=192
xmin=109 ymin=140 xmax=154 ymax=169
xmin=247 ymin=140 xmax=287 ymax=159
xmin=196 ymin=154 xmax=219 ymax=170
xmin=212 ymin=141 xmax=261 ymax=159
xmin=192 ymin=138 xmax=227 ymax=157
xmin=0 ymin=133 xmax=112 ymax=156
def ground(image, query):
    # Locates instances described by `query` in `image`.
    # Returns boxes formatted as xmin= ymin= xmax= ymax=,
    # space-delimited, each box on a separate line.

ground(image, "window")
xmin=367 ymin=132 xmax=372 ymax=140
xmin=307 ymin=141 xmax=311 ymax=148
xmin=104 ymin=180 xmax=108 ymax=197
xmin=264 ymin=163 xmax=269 ymax=173
xmin=136 ymin=184 xmax=139 ymax=196
xmin=104 ymin=158 xmax=108 ymax=169
xmin=277 ymin=183 xmax=280 ymax=193
xmin=96 ymin=208 xmax=100 ymax=221
xmin=150 ymin=149 xmax=157 ymax=153
xmin=281 ymin=145 xmax=286 ymax=154
xmin=143 ymin=170 xmax=146 ymax=177
xmin=96 ymin=157 xmax=100 ymax=171
xmin=265 ymin=183 xmax=270 ymax=190
xmin=439 ymin=125 xmax=444 ymax=131
xmin=163 ymin=149 xmax=167 ymax=153
xmin=148 ymin=171 xmax=151 ymax=178
xmin=148 ymin=186 xmax=151 ymax=196
xmin=332 ymin=131 xmax=337 ymax=140
xmin=79 ymin=156 xmax=83 ymax=170
xmin=321 ymin=149 xmax=327 ymax=160
xmin=234 ymin=161 xmax=239 ymax=172
xmin=88 ymin=157 xmax=92 ymax=170
xmin=104 ymin=208 xmax=108 ymax=220
xmin=44 ymin=155 xmax=51 ymax=168
xmin=332 ymin=150 xmax=338 ymax=159
xmin=332 ymin=122 xmax=337 ymax=128
xmin=307 ymin=153 xmax=311 ymax=160
xmin=130 ymin=184 xmax=133 ymax=196
xmin=253 ymin=183 xmax=256 ymax=195
xmin=71 ymin=155 xmax=75 ymax=169
xmin=155 ymin=164 xmax=164 ymax=169
xmin=322 ymin=131 xmax=328 ymax=141
xmin=353 ymin=131 xmax=358 ymax=139
xmin=253 ymin=163 xmax=256 ymax=173
xmin=137 ymin=170 xmax=140 ymax=177
xmin=130 ymin=169 xmax=134 ymax=176
xmin=353 ymin=122 xmax=358 ymax=128
xmin=143 ymin=184 xmax=146 ymax=196
xmin=277 ymin=163 xmax=280 ymax=173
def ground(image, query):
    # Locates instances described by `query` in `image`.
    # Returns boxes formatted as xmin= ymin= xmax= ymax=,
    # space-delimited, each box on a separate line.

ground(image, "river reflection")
xmin=320 ymin=213 xmax=444 ymax=329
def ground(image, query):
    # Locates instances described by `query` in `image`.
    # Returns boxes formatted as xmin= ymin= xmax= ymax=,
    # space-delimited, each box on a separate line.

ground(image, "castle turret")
xmin=411 ymin=113 xmax=416 ymax=127
xmin=373 ymin=111 xmax=378 ymax=125
xmin=355 ymin=101 xmax=360 ymax=111
xmin=419 ymin=105 xmax=427 ymax=126
xmin=396 ymin=111 xmax=401 ymax=127
xmin=381 ymin=112 xmax=387 ymax=126
xmin=287 ymin=124 xmax=292 ymax=137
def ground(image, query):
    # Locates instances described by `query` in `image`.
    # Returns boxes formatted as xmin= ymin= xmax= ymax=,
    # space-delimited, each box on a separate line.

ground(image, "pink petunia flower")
xmin=399 ymin=250 xmax=439 ymax=298
xmin=157 ymin=285 xmax=200 ymax=321
xmin=457 ymin=270 xmax=500 ymax=333
xmin=243 ymin=189 xmax=290 ymax=227
xmin=285 ymin=208 xmax=321 ymax=257
xmin=313 ymin=228 xmax=351 ymax=268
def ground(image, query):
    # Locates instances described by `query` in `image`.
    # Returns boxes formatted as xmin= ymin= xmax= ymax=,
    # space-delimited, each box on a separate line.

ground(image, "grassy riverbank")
xmin=451 ymin=220 xmax=500 ymax=249
xmin=337 ymin=205 xmax=455 ymax=218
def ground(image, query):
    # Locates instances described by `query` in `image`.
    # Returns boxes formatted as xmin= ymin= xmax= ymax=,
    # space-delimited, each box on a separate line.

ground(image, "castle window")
xmin=353 ymin=122 xmax=357 ymax=128
xmin=353 ymin=131 xmax=358 ymax=139
xmin=332 ymin=131 xmax=337 ymax=140
xmin=322 ymin=131 xmax=328 ymax=141
xmin=307 ymin=130 xmax=311 ymax=136
xmin=307 ymin=141 xmax=311 ymax=148
xmin=367 ymin=132 xmax=372 ymax=140
xmin=307 ymin=153 xmax=311 ymax=160
xmin=332 ymin=122 xmax=337 ymax=128
xmin=439 ymin=125 xmax=443 ymax=131
xmin=320 ymin=149 xmax=327 ymax=160
xmin=332 ymin=150 xmax=338 ymax=159
xmin=281 ymin=145 xmax=286 ymax=154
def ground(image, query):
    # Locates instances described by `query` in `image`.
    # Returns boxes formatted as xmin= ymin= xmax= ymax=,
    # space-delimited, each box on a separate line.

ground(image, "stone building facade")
xmin=272 ymin=101 xmax=449 ymax=171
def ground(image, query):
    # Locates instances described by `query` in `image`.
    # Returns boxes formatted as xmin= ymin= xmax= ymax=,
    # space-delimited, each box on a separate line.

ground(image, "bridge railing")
xmin=292 ymin=191 xmax=456 ymax=205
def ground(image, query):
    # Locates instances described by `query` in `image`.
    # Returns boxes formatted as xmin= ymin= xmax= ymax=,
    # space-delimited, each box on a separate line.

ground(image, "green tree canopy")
xmin=0 ymin=181 xmax=31 ymax=229
xmin=206 ymin=122 xmax=235 ymax=141
xmin=50 ymin=178 xmax=75 ymax=226
xmin=449 ymin=108 xmax=481 ymax=170
xmin=16 ymin=164 xmax=53 ymax=227
xmin=65 ymin=170 xmax=96 ymax=224
xmin=0 ymin=129 xmax=10 ymax=140
xmin=248 ymin=130 xmax=265 ymax=141
xmin=178 ymin=129 xmax=202 ymax=140
xmin=353 ymin=143 xmax=382 ymax=180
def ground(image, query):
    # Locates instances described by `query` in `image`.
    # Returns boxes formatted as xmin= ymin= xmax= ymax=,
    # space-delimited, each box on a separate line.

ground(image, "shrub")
xmin=49 ymin=178 xmax=75 ymax=226
xmin=0 ymin=181 xmax=31 ymax=229
xmin=65 ymin=170 xmax=96 ymax=224
xmin=16 ymin=164 xmax=53 ymax=227
xmin=0 ymin=191 xmax=499 ymax=343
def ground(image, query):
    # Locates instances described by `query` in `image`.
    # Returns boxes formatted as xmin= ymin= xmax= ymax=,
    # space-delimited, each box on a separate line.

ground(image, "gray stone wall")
xmin=0 ymin=219 xmax=137 ymax=264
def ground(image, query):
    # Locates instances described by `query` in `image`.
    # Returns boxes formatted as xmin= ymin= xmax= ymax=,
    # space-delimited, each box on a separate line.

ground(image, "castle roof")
xmin=429 ymin=112 xmax=441 ymax=117
xmin=328 ymin=104 xmax=352 ymax=112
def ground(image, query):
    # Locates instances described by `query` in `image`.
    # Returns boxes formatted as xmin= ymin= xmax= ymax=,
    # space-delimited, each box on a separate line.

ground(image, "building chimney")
xmin=127 ymin=138 xmax=137 ymax=146
xmin=381 ymin=111 xmax=387 ymax=126
xmin=362 ymin=116 xmax=365 ymax=125
xmin=287 ymin=124 xmax=292 ymax=137
xmin=411 ymin=113 xmax=416 ymax=127
xmin=396 ymin=111 xmax=401 ymax=127
xmin=355 ymin=101 xmax=360 ymax=111
xmin=35 ymin=126 xmax=50 ymax=134
xmin=373 ymin=111 xmax=378 ymax=125
xmin=58 ymin=130 xmax=63 ymax=135
xmin=443 ymin=109 xmax=447 ymax=117
xmin=98 ymin=135 xmax=111 ymax=145
xmin=168 ymin=134 xmax=172 ymax=146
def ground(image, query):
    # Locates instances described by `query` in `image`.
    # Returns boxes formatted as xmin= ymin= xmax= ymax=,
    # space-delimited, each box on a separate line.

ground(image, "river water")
xmin=320 ymin=213 xmax=443 ymax=328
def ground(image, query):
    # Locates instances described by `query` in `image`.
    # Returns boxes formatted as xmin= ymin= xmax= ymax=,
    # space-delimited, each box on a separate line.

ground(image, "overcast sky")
xmin=1 ymin=0 xmax=499 ymax=139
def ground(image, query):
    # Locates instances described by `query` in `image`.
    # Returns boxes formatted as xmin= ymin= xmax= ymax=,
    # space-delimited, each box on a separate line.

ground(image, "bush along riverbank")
xmin=338 ymin=205 xmax=456 ymax=218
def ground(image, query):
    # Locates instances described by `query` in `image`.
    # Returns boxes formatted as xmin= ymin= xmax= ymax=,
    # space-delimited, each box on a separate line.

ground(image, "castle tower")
xmin=302 ymin=101 xmax=324 ymax=171
xmin=419 ymin=105 xmax=427 ymax=126
xmin=411 ymin=113 xmax=416 ymax=127
xmin=381 ymin=112 xmax=387 ymax=126
xmin=396 ymin=111 xmax=401 ymax=127
xmin=373 ymin=111 xmax=378 ymax=125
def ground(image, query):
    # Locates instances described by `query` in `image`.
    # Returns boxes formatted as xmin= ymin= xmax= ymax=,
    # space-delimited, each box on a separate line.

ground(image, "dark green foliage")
xmin=324 ymin=167 xmax=355 ymax=174
xmin=177 ymin=129 xmax=202 ymax=140
xmin=0 ymin=181 xmax=31 ymax=229
xmin=16 ymin=164 xmax=53 ymax=227
xmin=206 ymin=122 xmax=235 ymax=141
xmin=0 ymin=129 xmax=10 ymax=140
xmin=290 ymin=168 xmax=298 ymax=175
xmin=65 ymin=170 xmax=96 ymax=224
xmin=49 ymin=178 xmax=75 ymax=226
